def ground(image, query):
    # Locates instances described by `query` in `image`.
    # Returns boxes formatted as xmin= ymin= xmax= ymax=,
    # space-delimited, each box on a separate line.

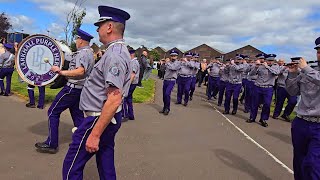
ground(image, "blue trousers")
xmin=218 ymin=80 xmax=227 ymax=106
xmin=292 ymin=117 xmax=320 ymax=180
xmin=250 ymin=86 xmax=273 ymax=121
xmin=45 ymin=86 xmax=84 ymax=148
xmin=63 ymin=112 xmax=122 ymax=180
xmin=122 ymin=84 xmax=137 ymax=119
xmin=224 ymin=83 xmax=241 ymax=112
xmin=177 ymin=76 xmax=191 ymax=104
xmin=27 ymin=85 xmax=46 ymax=108
xmin=245 ymin=80 xmax=254 ymax=112
xmin=207 ymin=76 xmax=220 ymax=99
xmin=189 ymin=76 xmax=197 ymax=98
xmin=163 ymin=80 xmax=175 ymax=111
xmin=0 ymin=67 xmax=14 ymax=95
xmin=273 ymin=87 xmax=297 ymax=117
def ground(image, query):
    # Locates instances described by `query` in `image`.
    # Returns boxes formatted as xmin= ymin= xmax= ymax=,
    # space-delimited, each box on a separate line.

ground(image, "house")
xmin=223 ymin=45 xmax=265 ymax=60
xmin=186 ymin=44 xmax=225 ymax=60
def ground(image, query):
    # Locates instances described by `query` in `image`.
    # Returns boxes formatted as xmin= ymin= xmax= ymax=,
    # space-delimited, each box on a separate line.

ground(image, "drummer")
xmin=35 ymin=28 xmax=95 ymax=153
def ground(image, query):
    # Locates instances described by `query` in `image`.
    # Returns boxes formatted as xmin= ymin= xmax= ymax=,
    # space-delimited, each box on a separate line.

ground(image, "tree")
xmin=149 ymin=49 xmax=160 ymax=62
xmin=0 ymin=12 xmax=12 ymax=41
xmin=63 ymin=0 xmax=87 ymax=51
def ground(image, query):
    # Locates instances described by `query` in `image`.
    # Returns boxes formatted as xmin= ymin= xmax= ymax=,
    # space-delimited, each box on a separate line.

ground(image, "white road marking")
xmin=204 ymin=99 xmax=294 ymax=174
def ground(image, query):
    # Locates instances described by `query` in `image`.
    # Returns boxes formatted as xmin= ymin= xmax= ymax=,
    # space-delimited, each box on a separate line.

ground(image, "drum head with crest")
xmin=15 ymin=34 xmax=65 ymax=86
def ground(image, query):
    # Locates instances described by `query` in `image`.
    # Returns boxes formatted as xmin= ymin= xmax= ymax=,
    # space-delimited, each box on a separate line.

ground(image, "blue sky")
xmin=1 ymin=0 xmax=320 ymax=61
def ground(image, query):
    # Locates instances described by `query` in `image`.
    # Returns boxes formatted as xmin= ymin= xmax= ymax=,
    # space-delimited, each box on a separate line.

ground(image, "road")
xmin=0 ymin=77 xmax=294 ymax=179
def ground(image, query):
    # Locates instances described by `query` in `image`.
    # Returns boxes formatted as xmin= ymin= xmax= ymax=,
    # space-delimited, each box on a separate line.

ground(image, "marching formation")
xmin=158 ymin=49 xmax=310 ymax=129
xmin=1 ymin=3 xmax=320 ymax=180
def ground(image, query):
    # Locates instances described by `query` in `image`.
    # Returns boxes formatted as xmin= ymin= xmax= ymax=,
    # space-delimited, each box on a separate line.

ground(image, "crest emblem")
xmin=16 ymin=34 xmax=64 ymax=86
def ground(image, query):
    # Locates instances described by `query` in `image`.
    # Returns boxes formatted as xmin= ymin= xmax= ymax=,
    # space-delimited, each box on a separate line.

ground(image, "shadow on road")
xmin=148 ymin=103 xmax=163 ymax=112
xmin=266 ymin=131 xmax=292 ymax=145
xmin=28 ymin=121 xmax=73 ymax=144
xmin=214 ymin=149 xmax=272 ymax=180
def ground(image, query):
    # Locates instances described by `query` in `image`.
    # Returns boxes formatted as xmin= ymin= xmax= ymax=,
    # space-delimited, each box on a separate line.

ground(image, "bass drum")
xmin=15 ymin=34 xmax=67 ymax=86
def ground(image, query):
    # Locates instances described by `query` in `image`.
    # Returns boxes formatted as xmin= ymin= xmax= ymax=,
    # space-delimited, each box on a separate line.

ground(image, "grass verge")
xmin=9 ymin=71 xmax=155 ymax=104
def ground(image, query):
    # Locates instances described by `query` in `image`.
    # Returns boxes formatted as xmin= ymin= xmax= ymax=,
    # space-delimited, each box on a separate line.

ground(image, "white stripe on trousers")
xmin=66 ymin=117 xmax=99 ymax=180
xmin=48 ymin=87 xmax=73 ymax=146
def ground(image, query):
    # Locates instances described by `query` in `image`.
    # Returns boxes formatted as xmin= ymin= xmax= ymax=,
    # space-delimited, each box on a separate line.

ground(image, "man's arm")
xmin=85 ymin=87 xmax=122 ymax=153
xmin=51 ymin=66 xmax=85 ymax=77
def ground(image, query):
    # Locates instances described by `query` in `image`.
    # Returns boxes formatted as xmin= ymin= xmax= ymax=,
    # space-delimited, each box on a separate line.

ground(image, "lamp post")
xmin=47 ymin=30 xmax=50 ymax=36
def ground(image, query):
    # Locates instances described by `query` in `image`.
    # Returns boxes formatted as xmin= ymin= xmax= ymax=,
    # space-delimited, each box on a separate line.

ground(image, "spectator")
xmin=137 ymin=50 xmax=148 ymax=88
xmin=198 ymin=59 xmax=208 ymax=87
xmin=143 ymin=57 xmax=153 ymax=80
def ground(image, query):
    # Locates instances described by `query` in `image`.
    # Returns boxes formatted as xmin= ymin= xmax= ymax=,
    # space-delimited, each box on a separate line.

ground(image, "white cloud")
xmin=9 ymin=15 xmax=34 ymax=33
xmin=25 ymin=0 xmax=320 ymax=60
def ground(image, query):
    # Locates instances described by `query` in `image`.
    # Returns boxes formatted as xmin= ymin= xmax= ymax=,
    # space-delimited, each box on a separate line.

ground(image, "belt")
xmin=179 ymin=75 xmax=191 ymax=78
xmin=165 ymin=78 xmax=176 ymax=81
xmin=85 ymin=106 xmax=122 ymax=124
xmin=67 ymin=82 xmax=83 ymax=89
xmin=297 ymin=115 xmax=320 ymax=123
xmin=256 ymin=84 xmax=273 ymax=88
xmin=229 ymin=81 xmax=241 ymax=85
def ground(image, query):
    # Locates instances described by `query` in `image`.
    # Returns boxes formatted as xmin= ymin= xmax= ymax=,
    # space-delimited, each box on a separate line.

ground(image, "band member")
xmin=287 ymin=37 xmax=320 ymax=180
xmin=207 ymin=56 xmax=222 ymax=100
xmin=160 ymin=50 xmax=181 ymax=115
xmin=176 ymin=52 xmax=193 ymax=106
xmin=122 ymin=49 xmax=140 ymax=121
xmin=218 ymin=59 xmax=230 ymax=106
xmin=224 ymin=54 xmax=246 ymax=115
xmin=239 ymin=55 xmax=251 ymax=108
xmin=35 ymin=28 xmax=95 ymax=153
xmin=272 ymin=59 xmax=297 ymax=121
xmin=26 ymin=85 xmax=46 ymax=109
xmin=62 ymin=5 xmax=131 ymax=179
xmin=189 ymin=53 xmax=200 ymax=101
xmin=247 ymin=54 xmax=280 ymax=127
xmin=0 ymin=43 xmax=15 ymax=96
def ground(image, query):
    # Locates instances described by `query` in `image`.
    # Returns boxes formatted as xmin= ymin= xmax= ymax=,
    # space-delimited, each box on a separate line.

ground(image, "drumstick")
xmin=43 ymin=58 xmax=53 ymax=66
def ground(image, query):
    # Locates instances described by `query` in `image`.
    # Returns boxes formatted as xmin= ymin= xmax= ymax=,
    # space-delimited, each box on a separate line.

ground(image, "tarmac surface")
xmin=0 ymin=76 xmax=294 ymax=180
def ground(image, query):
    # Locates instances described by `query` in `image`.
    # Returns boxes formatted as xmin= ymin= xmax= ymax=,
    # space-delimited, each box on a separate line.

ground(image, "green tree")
xmin=149 ymin=49 xmax=160 ymax=61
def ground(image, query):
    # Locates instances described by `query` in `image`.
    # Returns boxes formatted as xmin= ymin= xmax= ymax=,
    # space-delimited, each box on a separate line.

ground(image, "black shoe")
xmin=259 ymin=119 xmax=268 ymax=127
xmin=258 ymin=105 xmax=262 ymax=109
xmin=35 ymin=142 xmax=58 ymax=154
xmin=231 ymin=110 xmax=237 ymax=115
xmin=159 ymin=109 xmax=165 ymax=113
xmin=240 ymin=100 xmax=244 ymax=104
xmin=246 ymin=118 xmax=255 ymax=123
xmin=175 ymin=102 xmax=181 ymax=105
xmin=163 ymin=109 xmax=169 ymax=115
xmin=281 ymin=114 xmax=291 ymax=122
xmin=26 ymin=103 xmax=36 ymax=108
xmin=213 ymin=96 xmax=217 ymax=99
xmin=3 ymin=93 xmax=9 ymax=96
xmin=223 ymin=111 xmax=229 ymax=115
xmin=198 ymin=85 xmax=201 ymax=87
xmin=183 ymin=103 xmax=188 ymax=107
xmin=122 ymin=117 xmax=129 ymax=122
xmin=129 ymin=117 xmax=135 ymax=120
xmin=218 ymin=104 xmax=221 ymax=107
xmin=37 ymin=106 xmax=44 ymax=109
xmin=243 ymin=109 xmax=249 ymax=113
xmin=272 ymin=115 xmax=278 ymax=119
xmin=190 ymin=96 xmax=193 ymax=101
xmin=0 ymin=92 xmax=4 ymax=96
